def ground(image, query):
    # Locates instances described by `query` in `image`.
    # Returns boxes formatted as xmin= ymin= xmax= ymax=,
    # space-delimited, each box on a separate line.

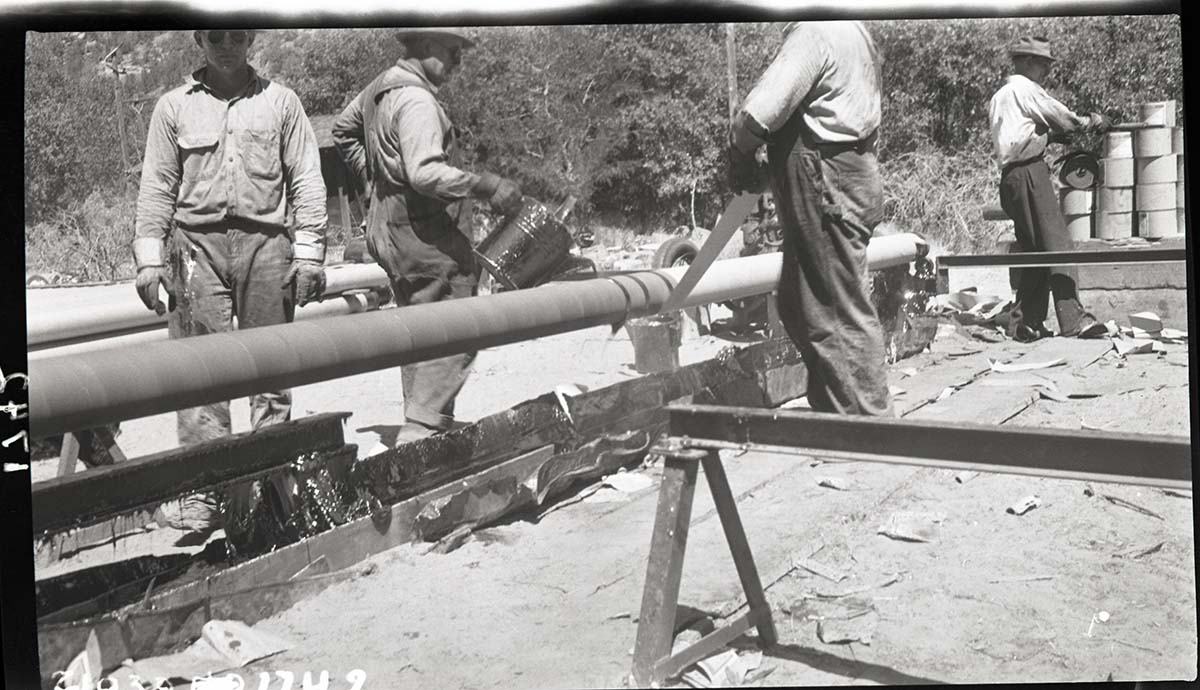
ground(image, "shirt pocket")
xmin=176 ymin=131 xmax=221 ymax=182
xmin=240 ymin=129 xmax=281 ymax=179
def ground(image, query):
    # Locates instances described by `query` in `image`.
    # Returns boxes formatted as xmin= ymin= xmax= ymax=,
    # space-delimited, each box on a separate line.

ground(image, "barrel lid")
xmin=1058 ymin=150 xmax=1099 ymax=190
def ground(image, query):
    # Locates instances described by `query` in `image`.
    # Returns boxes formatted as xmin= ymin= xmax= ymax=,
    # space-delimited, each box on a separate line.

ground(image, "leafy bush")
xmin=26 ymin=186 xmax=138 ymax=283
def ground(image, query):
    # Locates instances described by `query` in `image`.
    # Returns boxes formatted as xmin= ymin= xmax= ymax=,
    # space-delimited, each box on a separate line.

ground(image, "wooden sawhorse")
xmin=629 ymin=445 xmax=776 ymax=687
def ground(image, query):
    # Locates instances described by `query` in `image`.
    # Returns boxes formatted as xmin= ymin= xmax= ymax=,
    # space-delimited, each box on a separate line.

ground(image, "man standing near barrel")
xmin=132 ymin=29 xmax=328 ymax=537
xmin=988 ymin=36 xmax=1109 ymax=342
xmin=728 ymin=20 xmax=892 ymax=417
xmin=333 ymin=27 xmax=524 ymax=445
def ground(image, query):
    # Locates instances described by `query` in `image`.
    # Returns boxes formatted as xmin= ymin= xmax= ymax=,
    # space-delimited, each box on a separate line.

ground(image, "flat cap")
xmin=394 ymin=27 xmax=475 ymax=48
xmin=1008 ymin=36 xmax=1055 ymax=61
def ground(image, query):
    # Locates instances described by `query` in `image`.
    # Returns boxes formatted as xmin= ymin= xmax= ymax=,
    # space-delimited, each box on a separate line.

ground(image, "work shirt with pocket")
xmin=989 ymin=74 xmax=1091 ymax=167
xmin=133 ymin=67 xmax=327 ymax=266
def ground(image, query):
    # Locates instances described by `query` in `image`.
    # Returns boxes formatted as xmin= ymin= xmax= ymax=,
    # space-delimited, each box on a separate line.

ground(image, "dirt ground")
xmin=31 ymin=268 xmax=1196 ymax=687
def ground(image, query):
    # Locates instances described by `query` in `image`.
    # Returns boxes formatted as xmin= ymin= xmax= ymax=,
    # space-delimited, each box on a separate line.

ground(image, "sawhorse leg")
xmin=56 ymin=426 xmax=127 ymax=477
xmin=765 ymin=292 xmax=784 ymax=339
xmin=630 ymin=447 xmax=776 ymax=687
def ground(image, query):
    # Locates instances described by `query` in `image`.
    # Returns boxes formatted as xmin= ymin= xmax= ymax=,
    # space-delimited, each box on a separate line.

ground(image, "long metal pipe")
xmin=28 ymin=234 xmax=925 ymax=439
xmin=27 ymin=291 xmax=384 ymax=361
xmin=25 ymin=263 xmax=390 ymax=347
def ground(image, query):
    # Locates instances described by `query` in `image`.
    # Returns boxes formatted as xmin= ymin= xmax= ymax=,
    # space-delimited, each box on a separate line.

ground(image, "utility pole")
xmin=725 ymin=23 xmax=738 ymax=121
xmin=101 ymin=45 xmax=131 ymax=197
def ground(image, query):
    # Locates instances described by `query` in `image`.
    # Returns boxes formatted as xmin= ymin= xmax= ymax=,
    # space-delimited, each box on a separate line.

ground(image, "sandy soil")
xmin=210 ymin=327 xmax=1193 ymax=689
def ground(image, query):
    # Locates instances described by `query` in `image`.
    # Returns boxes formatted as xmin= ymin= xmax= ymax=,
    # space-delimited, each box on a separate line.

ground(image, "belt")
xmin=813 ymin=130 xmax=878 ymax=156
xmin=1001 ymin=154 xmax=1045 ymax=176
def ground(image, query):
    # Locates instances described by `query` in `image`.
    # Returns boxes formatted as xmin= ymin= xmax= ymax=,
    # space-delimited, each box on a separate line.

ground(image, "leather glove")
xmin=135 ymin=266 xmax=174 ymax=315
xmin=473 ymin=172 xmax=524 ymax=216
xmin=727 ymin=146 xmax=770 ymax=195
xmin=1087 ymin=112 xmax=1111 ymax=131
xmin=282 ymin=258 xmax=326 ymax=307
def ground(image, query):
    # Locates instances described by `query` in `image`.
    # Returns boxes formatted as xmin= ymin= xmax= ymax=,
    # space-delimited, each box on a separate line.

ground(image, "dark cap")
xmin=394 ymin=27 xmax=475 ymax=49
xmin=1008 ymin=36 xmax=1055 ymax=61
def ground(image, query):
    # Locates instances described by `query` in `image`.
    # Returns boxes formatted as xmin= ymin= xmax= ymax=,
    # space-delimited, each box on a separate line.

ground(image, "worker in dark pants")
xmin=989 ymin=36 xmax=1108 ymax=342
xmin=333 ymin=27 xmax=523 ymax=446
xmin=729 ymin=21 xmax=892 ymax=417
xmin=133 ymin=29 xmax=328 ymax=537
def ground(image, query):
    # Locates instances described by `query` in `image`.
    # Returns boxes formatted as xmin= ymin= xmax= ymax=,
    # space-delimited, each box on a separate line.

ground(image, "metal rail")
xmin=664 ymin=404 xmax=1191 ymax=491
xmin=936 ymin=246 xmax=1186 ymax=270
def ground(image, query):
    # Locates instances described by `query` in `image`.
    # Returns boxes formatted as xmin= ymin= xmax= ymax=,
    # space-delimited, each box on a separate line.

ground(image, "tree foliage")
xmin=25 ymin=15 xmax=1182 ymax=251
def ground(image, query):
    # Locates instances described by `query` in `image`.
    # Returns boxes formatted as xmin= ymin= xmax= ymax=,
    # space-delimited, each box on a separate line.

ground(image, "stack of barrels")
xmin=1133 ymin=100 xmax=1182 ymax=238
xmin=1091 ymin=101 xmax=1185 ymax=240
xmin=1096 ymin=130 xmax=1135 ymax=239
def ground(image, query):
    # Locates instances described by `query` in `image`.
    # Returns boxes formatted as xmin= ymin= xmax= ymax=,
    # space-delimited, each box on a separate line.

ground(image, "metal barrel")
xmin=474 ymin=198 xmax=574 ymax=290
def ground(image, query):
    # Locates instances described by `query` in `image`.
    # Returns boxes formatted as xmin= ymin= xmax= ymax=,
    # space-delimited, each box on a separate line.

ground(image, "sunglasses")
xmin=205 ymin=30 xmax=250 ymax=45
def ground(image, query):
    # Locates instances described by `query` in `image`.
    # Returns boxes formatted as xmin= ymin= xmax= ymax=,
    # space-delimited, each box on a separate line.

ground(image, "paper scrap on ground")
xmin=60 ymin=629 xmax=103 ymax=690
xmin=554 ymin=383 xmax=589 ymax=425
xmin=878 ymin=511 xmax=946 ymax=542
xmin=888 ymin=385 xmax=906 ymax=397
xmin=813 ymin=573 xmax=903 ymax=599
xmin=989 ymin=357 xmax=1066 ymax=373
xmin=681 ymin=649 xmax=764 ymax=688
xmin=603 ymin=471 xmax=653 ymax=493
xmin=817 ymin=608 xmax=879 ymax=645
xmin=796 ymin=557 xmax=848 ymax=583
xmin=954 ymin=471 xmax=980 ymax=484
xmin=817 ymin=477 xmax=851 ymax=491
xmin=1006 ymin=495 xmax=1040 ymax=515
xmin=1128 ymin=312 xmax=1163 ymax=333
xmin=1114 ymin=338 xmax=1163 ymax=357
xmin=1114 ymin=541 xmax=1165 ymax=559
xmin=899 ymin=367 xmax=919 ymax=379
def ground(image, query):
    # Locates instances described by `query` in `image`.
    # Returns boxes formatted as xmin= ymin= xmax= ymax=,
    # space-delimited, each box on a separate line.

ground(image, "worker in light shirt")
xmin=729 ymin=20 xmax=892 ymax=417
xmin=989 ymin=36 xmax=1109 ymax=342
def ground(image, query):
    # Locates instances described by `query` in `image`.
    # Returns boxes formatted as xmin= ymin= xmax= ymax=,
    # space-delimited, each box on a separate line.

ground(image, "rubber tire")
xmin=652 ymin=237 xmax=699 ymax=269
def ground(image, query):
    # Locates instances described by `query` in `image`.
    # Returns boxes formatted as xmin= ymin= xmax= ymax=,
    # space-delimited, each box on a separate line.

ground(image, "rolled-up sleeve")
xmin=280 ymin=91 xmax=328 ymax=261
xmin=1022 ymin=85 xmax=1089 ymax=133
xmin=392 ymin=89 xmax=479 ymax=201
xmin=332 ymin=91 xmax=369 ymax=197
xmin=133 ymin=95 xmax=181 ymax=266
xmin=740 ymin=25 xmax=825 ymax=133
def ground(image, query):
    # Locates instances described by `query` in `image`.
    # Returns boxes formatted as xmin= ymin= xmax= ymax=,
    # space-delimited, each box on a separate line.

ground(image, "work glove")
xmin=473 ymin=172 xmax=524 ymax=217
xmin=135 ymin=266 xmax=174 ymax=315
xmin=1087 ymin=112 xmax=1111 ymax=131
xmin=728 ymin=111 xmax=770 ymax=194
xmin=282 ymin=258 xmax=326 ymax=307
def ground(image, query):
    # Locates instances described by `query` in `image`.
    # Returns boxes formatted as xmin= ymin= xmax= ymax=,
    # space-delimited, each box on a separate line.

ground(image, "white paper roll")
xmin=1103 ymin=132 xmax=1133 ymax=158
xmin=1137 ymin=209 xmax=1178 ymax=238
xmin=1137 ymin=101 xmax=1176 ymax=127
xmin=1134 ymin=128 xmax=1174 ymax=157
xmin=1095 ymin=211 xmax=1133 ymax=240
xmin=1059 ymin=188 xmax=1094 ymax=215
xmin=1099 ymin=157 xmax=1135 ymax=187
xmin=1064 ymin=213 xmax=1093 ymax=241
xmin=1135 ymin=154 xmax=1179 ymax=183
xmin=1171 ymin=127 xmax=1184 ymax=154
xmin=1136 ymin=182 xmax=1177 ymax=210
xmin=1098 ymin=186 xmax=1134 ymax=213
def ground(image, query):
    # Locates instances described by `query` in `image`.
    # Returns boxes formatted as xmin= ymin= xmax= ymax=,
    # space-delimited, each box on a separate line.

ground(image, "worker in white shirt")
xmin=729 ymin=20 xmax=892 ymax=417
xmin=988 ymin=36 xmax=1109 ymax=342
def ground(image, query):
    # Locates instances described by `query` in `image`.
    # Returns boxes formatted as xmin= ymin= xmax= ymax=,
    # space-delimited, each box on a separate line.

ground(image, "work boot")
xmin=1012 ymin=324 xmax=1042 ymax=344
xmin=155 ymin=493 xmax=221 ymax=534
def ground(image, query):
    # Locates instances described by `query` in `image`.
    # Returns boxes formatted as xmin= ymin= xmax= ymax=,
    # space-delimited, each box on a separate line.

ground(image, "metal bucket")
xmin=474 ymin=198 xmax=573 ymax=291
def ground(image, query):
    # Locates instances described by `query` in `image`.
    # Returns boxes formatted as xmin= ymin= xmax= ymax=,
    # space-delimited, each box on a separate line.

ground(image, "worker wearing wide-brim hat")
xmin=333 ymin=26 xmax=522 ymax=446
xmin=988 ymin=35 xmax=1109 ymax=343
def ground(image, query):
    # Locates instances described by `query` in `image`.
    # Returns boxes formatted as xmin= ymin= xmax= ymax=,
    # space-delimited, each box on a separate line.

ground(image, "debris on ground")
xmin=989 ymin=358 xmax=1066 ymax=374
xmin=1006 ymin=495 xmax=1040 ymax=516
xmin=877 ymin=512 xmax=946 ymax=543
xmin=795 ymin=557 xmax=848 ymax=583
xmin=1128 ymin=312 xmax=1162 ymax=334
xmin=987 ymin=574 xmax=1055 ymax=584
xmin=954 ymin=471 xmax=980 ymax=484
xmin=57 ymin=629 xmax=102 ymax=690
xmin=108 ymin=620 xmax=291 ymax=687
xmin=815 ymin=603 xmax=879 ymax=646
xmin=1113 ymin=541 xmax=1165 ymax=560
xmin=680 ymin=649 xmax=767 ymax=688
xmin=1113 ymin=338 xmax=1165 ymax=357
xmin=1160 ymin=488 xmax=1191 ymax=499
xmin=816 ymin=477 xmax=852 ymax=491
xmin=1097 ymin=493 xmax=1164 ymax=521
xmin=811 ymin=573 xmax=903 ymax=598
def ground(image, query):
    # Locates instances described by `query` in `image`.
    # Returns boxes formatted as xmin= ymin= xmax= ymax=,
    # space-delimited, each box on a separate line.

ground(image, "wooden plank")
xmin=655 ymin=612 xmax=756 ymax=682
xmin=56 ymin=430 xmax=86 ymax=477
xmin=631 ymin=452 xmax=702 ymax=687
xmin=32 ymin=412 xmax=349 ymax=534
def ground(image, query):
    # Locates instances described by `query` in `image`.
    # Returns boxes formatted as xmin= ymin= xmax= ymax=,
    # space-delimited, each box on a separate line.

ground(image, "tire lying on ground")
xmin=652 ymin=237 xmax=699 ymax=269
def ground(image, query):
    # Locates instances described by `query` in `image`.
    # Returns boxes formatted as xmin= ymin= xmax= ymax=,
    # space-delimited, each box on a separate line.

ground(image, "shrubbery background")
xmin=25 ymin=16 xmax=1182 ymax=281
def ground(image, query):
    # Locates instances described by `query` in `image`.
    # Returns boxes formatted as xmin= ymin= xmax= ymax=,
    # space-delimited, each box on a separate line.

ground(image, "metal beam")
xmin=31 ymin=412 xmax=349 ymax=534
xmin=28 ymin=234 xmax=925 ymax=440
xmin=936 ymin=247 xmax=1185 ymax=269
xmin=666 ymin=404 xmax=1191 ymax=491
